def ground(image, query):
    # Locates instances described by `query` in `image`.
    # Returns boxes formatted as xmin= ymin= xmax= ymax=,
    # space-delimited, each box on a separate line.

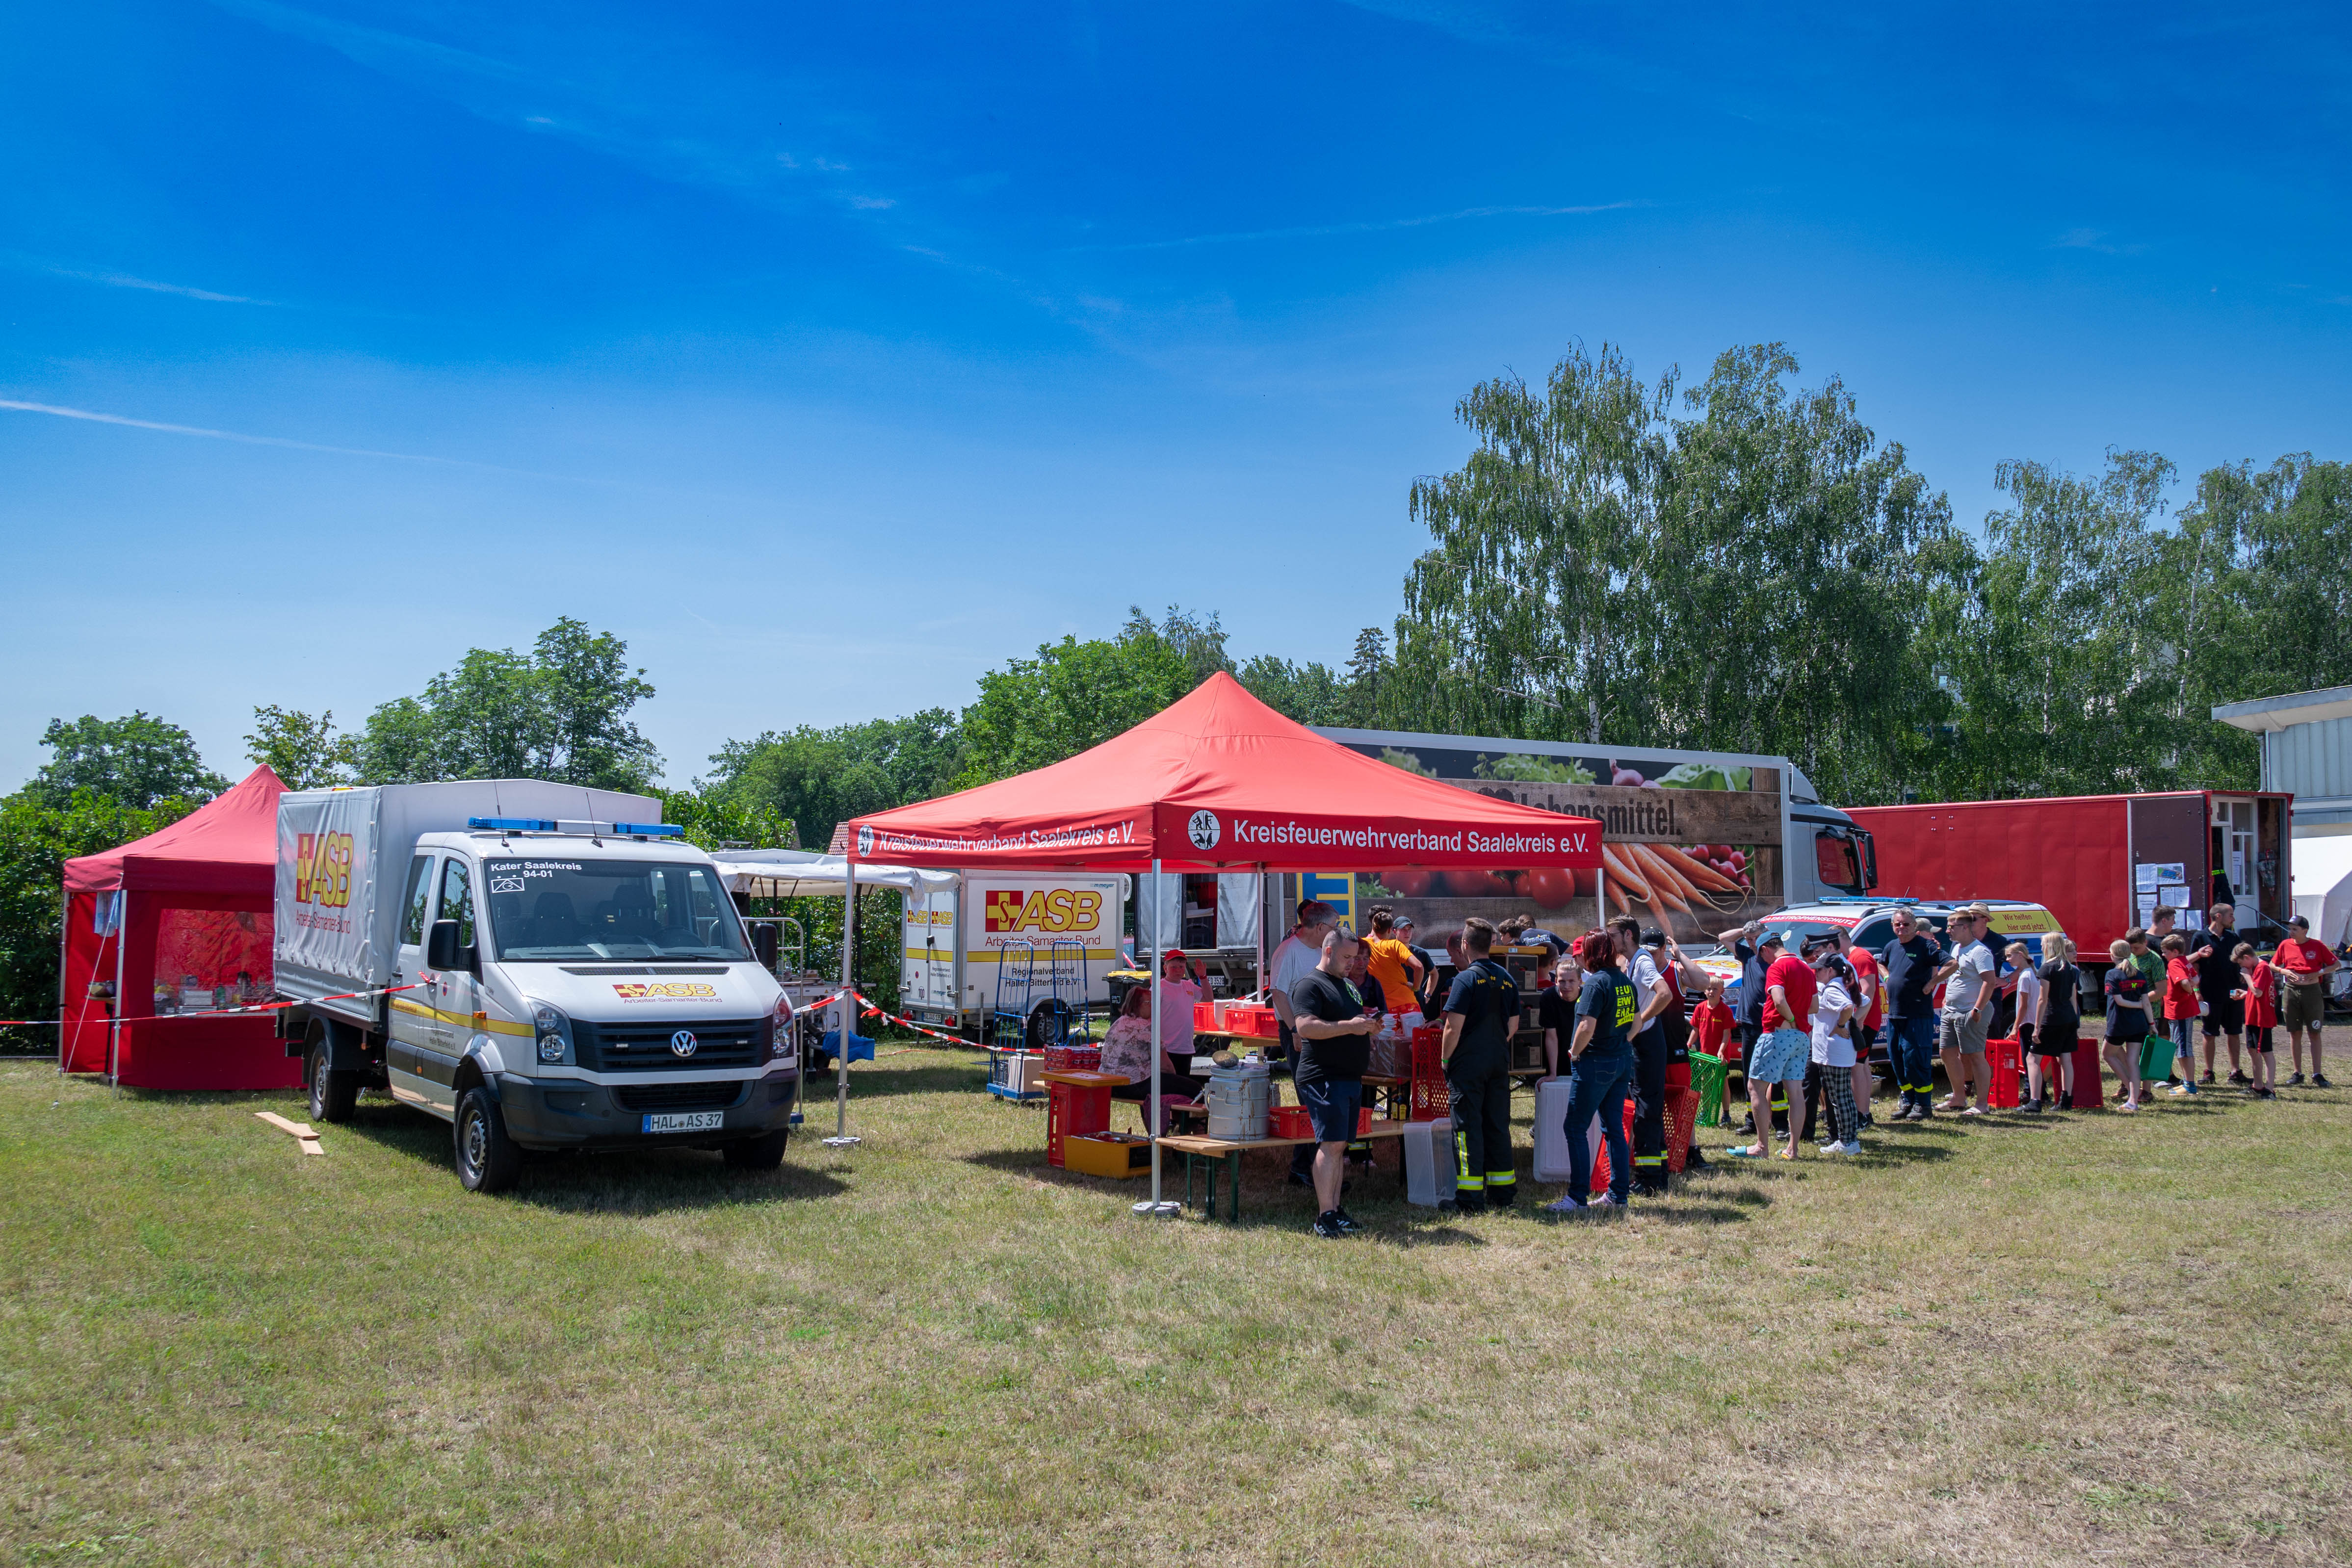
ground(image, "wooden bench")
xmin=1156 ymin=1120 xmax=1413 ymax=1223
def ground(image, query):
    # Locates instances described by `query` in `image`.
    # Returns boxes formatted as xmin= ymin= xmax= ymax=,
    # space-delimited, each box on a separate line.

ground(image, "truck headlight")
xmin=770 ymin=994 xmax=794 ymax=1062
xmin=531 ymin=1000 xmax=572 ymax=1064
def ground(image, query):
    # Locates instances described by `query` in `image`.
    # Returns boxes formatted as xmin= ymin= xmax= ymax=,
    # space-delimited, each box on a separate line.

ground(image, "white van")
xmin=273 ymin=782 xmax=797 ymax=1191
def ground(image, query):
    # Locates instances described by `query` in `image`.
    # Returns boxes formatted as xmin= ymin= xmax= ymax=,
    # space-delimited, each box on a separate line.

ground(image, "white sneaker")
xmin=1835 ymin=1140 xmax=1863 ymax=1155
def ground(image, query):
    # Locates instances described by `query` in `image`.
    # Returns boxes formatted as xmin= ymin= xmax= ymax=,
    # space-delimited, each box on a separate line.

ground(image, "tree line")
xmin=5 ymin=339 xmax=2344 ymax=1038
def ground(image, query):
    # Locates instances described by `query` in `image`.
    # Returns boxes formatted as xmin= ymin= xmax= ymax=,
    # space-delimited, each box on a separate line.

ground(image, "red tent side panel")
xmin=851 ymin=673 xmax=1602 ymax=872
xmin=112 ymin=891 xmax=294 ymax=1093
xmin=59 ymin=892 xmax=115 ymax=1075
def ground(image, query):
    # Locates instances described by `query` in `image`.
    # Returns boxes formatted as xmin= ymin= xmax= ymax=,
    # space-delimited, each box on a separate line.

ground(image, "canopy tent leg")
xmin=825 ymin=868 xmax=861 ymax=1150
xmin=109 ymin=893 xmax=126 ymax=1095
xmin=1134 ymin=856 xmax=1178 ymax=1218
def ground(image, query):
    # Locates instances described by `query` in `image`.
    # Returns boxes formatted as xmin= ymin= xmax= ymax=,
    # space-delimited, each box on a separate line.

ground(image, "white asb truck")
xmin=272 ymin=781 xmax=797 ymax=1192
xmin=899 ymin=873 xmax=1128 ymax=1037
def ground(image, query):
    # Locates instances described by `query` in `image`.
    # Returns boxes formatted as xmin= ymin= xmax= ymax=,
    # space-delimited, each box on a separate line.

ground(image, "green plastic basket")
xmin=1691 ymin=1051 xmax=1728 ymax=1127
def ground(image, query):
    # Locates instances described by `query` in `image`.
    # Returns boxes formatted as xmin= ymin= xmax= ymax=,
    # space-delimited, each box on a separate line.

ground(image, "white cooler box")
xmin=1403 ymin=1117 xmax=1457 ymax=1206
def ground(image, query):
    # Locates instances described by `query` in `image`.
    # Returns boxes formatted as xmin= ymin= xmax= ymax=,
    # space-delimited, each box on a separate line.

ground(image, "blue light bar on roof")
xmin=612 ymin=822 xmax=685 ymax=837
xmin=469 ymin=817 xmax=559 ymax=832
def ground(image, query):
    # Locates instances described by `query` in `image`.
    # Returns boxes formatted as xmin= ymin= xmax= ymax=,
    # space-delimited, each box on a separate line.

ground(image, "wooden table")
xmin=1156 ymin=1120 xmax=1413 ymax=1223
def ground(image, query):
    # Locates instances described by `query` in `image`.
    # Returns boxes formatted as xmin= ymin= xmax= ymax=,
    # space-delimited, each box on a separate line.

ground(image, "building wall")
xmin=2265 ymin=714 xmax=2352 ymax=834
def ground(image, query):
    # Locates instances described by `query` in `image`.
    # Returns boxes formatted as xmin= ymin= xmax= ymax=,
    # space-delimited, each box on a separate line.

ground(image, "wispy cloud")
xmin=5 ymin=253 xmax=269 ymax=304
xmin=1065 ymin=200 xmax=1641 ymax=253
xmin=0 ymin=397 xmax=559 ymax=478
xmin=2054 ymin=228 xmax=2149 ymax=257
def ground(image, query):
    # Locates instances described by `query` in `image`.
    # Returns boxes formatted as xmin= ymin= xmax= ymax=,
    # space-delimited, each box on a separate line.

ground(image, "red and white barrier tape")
xmin=850 ymin=991 xmax=989 ymax=1050
xmin=0 ymin=981 xmax=424 ymax=1031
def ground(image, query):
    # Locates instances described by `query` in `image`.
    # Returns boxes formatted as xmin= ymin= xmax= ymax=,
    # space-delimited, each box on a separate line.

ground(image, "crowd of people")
xmin=1181 ymin=891 xmax=2340 ymax=1237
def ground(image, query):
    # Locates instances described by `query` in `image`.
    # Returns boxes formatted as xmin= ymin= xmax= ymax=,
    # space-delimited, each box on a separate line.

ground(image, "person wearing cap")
xmin=1714 ymin=917 xmax=1784 ymax=1135
xmin=1729 ymin=927 xmax=1814 ymax=1160
xmin=1880 ymin=909 xmax=1944 ymax=1120
xmin=1803 ymin=935 xmax=1862 ymax=1153
xmin=1611 ymin=916 xmax=1676 ymax=1194
xmin=1931 ymin=905 xmax=1997 ymax=1115
xmin=2274 ymin=914 xmax=2338 ymax=1087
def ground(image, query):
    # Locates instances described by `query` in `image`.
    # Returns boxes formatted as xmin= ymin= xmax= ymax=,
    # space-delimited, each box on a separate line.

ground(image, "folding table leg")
xmin=1227 ymin=1152 xmax=1241 ymax=1223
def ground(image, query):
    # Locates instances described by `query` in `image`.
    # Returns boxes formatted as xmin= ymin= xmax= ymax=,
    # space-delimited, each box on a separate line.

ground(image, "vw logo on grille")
xmin=669 ymin=1030 xmax=699 ymax=1058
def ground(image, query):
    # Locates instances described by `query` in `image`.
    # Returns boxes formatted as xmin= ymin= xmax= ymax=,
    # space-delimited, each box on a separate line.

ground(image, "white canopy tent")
xmin=707 ymin=849 xmax=960 ymax=1149
xmin=709 ymin=847 xmax=959 ymax=898
xmin=2291 ymin=836 xmax=2352 ymax=948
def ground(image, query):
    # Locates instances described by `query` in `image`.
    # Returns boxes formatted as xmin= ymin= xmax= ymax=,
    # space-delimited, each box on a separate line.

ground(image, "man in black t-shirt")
xmin=2185 ymin=902 xmax=2246 ymax=1085
xmin=1290 ymin=927 xmax=1376 ymax=1238
xmin=1441 ymin=916 xmax=1522 ymax=1214
xmin=1880 ymin=910 xmax=1944 ymax=1119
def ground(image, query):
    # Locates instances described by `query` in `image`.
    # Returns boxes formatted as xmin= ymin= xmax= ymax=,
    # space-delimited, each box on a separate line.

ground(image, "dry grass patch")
xmin=1 ymin=1038 xmax=2349 ymax=1565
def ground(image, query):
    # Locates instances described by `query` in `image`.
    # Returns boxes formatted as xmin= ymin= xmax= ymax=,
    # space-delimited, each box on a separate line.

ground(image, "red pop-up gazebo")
xmin=58 ymin=765 xmax=298 ymax=1091
xmin=844 ymin=673 xmax=1603 ymax=1210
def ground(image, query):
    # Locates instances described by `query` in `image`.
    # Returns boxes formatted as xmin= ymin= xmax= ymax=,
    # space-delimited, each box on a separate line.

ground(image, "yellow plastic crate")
xmin=1061 ymin=1132 xmax=1152 ymax=1179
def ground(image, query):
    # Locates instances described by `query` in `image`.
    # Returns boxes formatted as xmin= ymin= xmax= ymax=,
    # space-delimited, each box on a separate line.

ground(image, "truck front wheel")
xmin=307 ymin=1038 xmax=360 ymax=1124
xmin=454 ymin=1088 xmax=522 ymax=1193
xmin=722 ymin=1128 xmax=789 ymax=1171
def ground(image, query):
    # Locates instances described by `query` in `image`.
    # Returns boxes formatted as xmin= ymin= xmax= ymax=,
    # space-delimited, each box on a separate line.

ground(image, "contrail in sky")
xmin=0 ymin=397 xmax=552 ymax=476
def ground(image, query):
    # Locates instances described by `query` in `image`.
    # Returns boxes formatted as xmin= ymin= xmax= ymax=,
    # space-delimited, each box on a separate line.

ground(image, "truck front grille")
xmin=612 ymin=1081 xmax=747 ymax=1112
xmin=578 ymin=1018 xmax=765 ymax=1071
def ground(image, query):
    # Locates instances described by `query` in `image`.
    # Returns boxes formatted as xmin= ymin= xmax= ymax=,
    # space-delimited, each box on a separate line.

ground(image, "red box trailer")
xmin=1846 ymin=790 xmax=2293 ymax=965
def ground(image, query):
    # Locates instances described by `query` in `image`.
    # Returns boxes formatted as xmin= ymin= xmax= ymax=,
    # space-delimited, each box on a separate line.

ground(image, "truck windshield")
xmin=481 ymin=859 xmax=750 ymax=962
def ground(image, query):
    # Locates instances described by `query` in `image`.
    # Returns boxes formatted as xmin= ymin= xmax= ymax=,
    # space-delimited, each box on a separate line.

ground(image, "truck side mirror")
xmin=1859 ymin=832 xmax=1879 ymax=891
xmin=427 ymin=918 xmax=468 ymax=971
xmin=751 ymin=923 xmax=781 ymax=973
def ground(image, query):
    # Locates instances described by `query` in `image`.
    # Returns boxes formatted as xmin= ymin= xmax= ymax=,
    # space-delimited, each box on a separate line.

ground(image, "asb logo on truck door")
xmin=983 ymin=888 xmax=1104 ymax=934
xmin=293 ymin=832 xmax=355 ymax=908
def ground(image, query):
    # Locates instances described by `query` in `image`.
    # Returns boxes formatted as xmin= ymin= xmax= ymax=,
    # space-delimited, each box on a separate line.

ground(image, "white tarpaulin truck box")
xmin=275 ymin=780 xmax=658 ymax=1021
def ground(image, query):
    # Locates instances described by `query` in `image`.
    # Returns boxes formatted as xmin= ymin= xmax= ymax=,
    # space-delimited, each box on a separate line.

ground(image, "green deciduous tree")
xmin=695 ymin=711 xmax=966 ymax=853
xmin=354 ymin=618 xmax=661 ymax=792
xmin=1387 ymin=341 xmax=1953 ymax=803
xmin=244 ymin=706 xmax=361 ymax=790
xmin=26 ymin=713 xmax=225 ymax=809
xmin=0 ymin=789 xmax=200 ymax=1042
xmin=954 ymin=609 xmax=1212 ymax=787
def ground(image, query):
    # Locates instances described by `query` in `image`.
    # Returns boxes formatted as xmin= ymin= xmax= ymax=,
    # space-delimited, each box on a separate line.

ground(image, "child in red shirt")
xmin=2235 ymin=943 xmax=2278 ymax=1098
xmin=1691 ymin=980 xmax=1736 ymax=1062
xmin=2160 ymin=934 xmax=2201 ymax=1098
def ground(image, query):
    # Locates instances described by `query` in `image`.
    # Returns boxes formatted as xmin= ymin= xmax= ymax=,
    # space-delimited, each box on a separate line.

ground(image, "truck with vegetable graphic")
xmin=1316 ymin=729 xmax=1876 ymax=944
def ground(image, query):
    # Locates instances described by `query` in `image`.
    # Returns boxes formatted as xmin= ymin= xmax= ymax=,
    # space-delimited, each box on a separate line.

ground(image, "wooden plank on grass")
xmin=255 ymin=1111 xmax=325 ymax=1152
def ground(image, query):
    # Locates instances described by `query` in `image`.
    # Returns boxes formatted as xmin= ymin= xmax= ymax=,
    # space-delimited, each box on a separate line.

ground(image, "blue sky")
xmin=4 ymin=1 xmax=2347 ymax=791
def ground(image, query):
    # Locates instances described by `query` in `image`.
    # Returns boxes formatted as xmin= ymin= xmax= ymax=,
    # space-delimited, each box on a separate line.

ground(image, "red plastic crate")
xmin=1984 ymin=1037 xmax=2022 ymax=1108
xmin=1223 ymin=1005 xmax=1279 ymax=1039
xmin=1267 ymin=1105 xmax=1312 ymax=1140
xmin=1408 ymin=1028 xmax=1450 ymax=1121
xmin=1046 ymin=1079 xmax=1113 ymax=1168
xmin=1043 ymin=1044 xmax=1100 ymax=1073
xmin=1193 ymin=1000 xmax=1219 ymax=1030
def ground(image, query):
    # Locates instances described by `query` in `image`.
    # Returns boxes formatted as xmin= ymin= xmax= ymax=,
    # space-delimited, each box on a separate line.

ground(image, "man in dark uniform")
xmin=1440 ymin=915 xmax=1520 ymax=1214
xmin=1611 ymin=916 xmax=1678 ymax=1195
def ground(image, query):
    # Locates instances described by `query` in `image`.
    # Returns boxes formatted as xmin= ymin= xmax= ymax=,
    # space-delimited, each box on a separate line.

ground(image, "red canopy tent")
xmin=843 ymin=674 xmax=1602 ymax=1210
xmin=58 ymin=765 xmax=298 ymax=1091
xmin=849 ymin=672 xmax=1602 ymax=875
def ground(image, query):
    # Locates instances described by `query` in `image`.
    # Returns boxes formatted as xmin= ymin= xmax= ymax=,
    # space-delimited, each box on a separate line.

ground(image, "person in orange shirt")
xmin=2160 ymin=934 xmax=2202 ymax=1098
xmin=1361 ymin=906 xmax=1427 ymax=1023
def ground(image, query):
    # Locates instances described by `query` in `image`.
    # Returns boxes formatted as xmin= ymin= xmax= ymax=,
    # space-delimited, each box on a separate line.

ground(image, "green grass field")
xmin=3 ymin=1038 xmax=2349 ymax=1566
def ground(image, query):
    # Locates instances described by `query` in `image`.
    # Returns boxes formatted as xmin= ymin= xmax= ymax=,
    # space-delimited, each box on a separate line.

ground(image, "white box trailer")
xmin=901 ymin=873 xmax=1128 ymax=1033
xmin=273 ymin=781 xmax=799 ymax=1192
